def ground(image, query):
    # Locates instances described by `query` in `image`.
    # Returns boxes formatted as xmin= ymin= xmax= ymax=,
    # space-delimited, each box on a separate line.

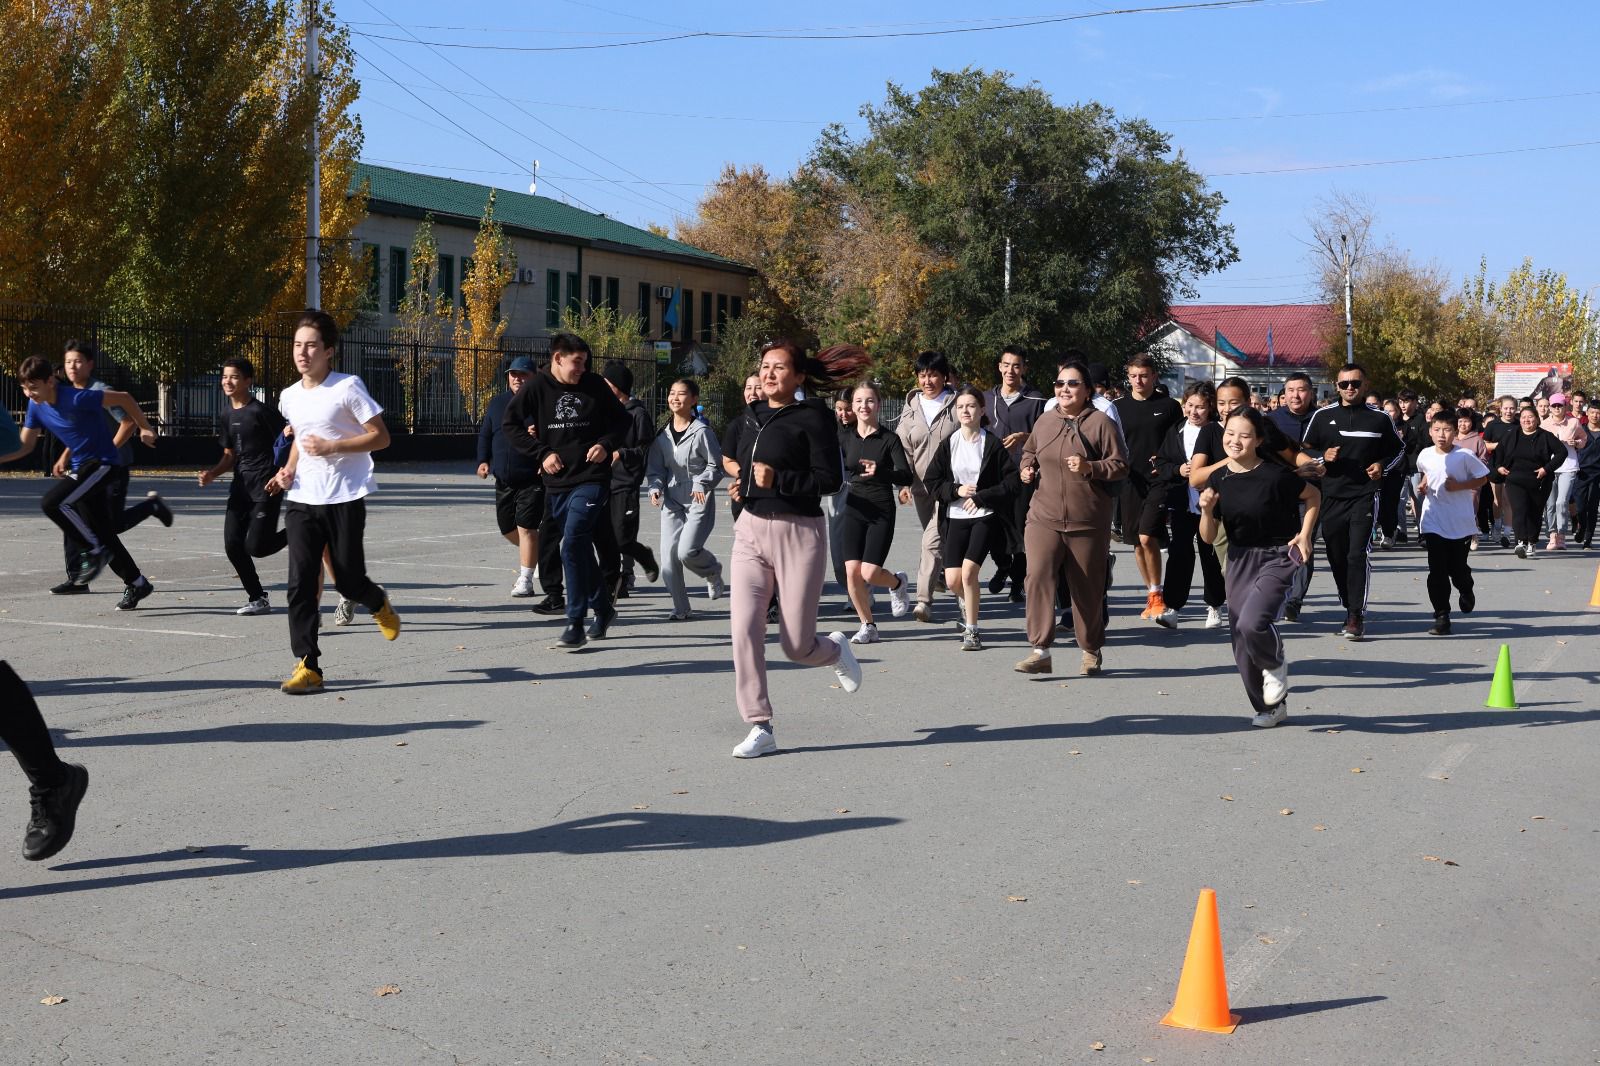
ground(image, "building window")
xmin=566 ymin=271 xmax=580 ymax=315
xmin=700 ymin=292 xmax=713 ymax=343
xmin=438 ymin=254 xmax=455 ymax=305
xmin=716 ymin=294 xmax=729 ymax=338
xmin=546 ymin=269 xmax=562 ymax=328
xmin=588 ymin=275 xmax=602 ymax=312
xmin=605 ymin=276 xmax=620 ymax=313
xmin=362 ymin=243 xmax=380 ymax=311
xmin=388 ymin=247 xmax=407 ymax=312
xmin=682 ymin=289 xmax=694 ymax=341
xmin=637 ymin=282 xmax=651 ymax=336
xmin=730 ymin=295 xmax=743 ymax=322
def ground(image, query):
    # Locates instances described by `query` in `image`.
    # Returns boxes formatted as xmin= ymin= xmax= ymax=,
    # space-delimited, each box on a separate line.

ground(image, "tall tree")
xmin=452 ymin=192 xmax=515 ymax=419
xmin=393 ymin=216 xmax=449 ymax=430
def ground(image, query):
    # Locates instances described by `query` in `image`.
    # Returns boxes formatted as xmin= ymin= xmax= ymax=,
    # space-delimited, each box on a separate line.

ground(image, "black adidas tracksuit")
xmin=1300 ymin=401 xmax=1404 ymax=615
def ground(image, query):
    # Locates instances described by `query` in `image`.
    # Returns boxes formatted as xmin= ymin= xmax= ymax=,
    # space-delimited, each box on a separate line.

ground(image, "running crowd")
xmin=3 ymin=316 xmax=1598 ymax=860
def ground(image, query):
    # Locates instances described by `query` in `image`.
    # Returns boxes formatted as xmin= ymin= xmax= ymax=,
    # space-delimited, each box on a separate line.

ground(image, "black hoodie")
xmin=726 ymin=398 xmax=842 ymax=518
xmin=503 ymin=369 xmax=629 ymax=492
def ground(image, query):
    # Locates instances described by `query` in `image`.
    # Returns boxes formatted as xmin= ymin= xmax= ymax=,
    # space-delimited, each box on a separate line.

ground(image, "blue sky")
xmin=345 ymin=0 xmax=1600 ymax=307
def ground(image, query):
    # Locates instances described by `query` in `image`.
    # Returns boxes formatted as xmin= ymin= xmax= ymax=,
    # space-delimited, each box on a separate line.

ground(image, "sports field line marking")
xmin=0 ymin=618 xmax=243 ymax=639
xmin=1423 ymin=742 xmax=1476 ymax=781
xmin=1226 ymin=926 xmax=1302 ymax=996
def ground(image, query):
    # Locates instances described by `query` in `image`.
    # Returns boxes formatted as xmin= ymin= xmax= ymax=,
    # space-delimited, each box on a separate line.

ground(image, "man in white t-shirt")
xmin=265 ymin=309 xmax=401 ymax=694
xmin=1415 ymin=410 xmax=1490 ymax=637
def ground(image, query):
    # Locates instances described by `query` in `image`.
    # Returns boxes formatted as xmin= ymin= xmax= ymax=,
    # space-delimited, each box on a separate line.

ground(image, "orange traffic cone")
xmin=1160 ymin=888 xmax=1240 ymax=1033
xmin=1589 ymin=564 xmax=1600 ymax=609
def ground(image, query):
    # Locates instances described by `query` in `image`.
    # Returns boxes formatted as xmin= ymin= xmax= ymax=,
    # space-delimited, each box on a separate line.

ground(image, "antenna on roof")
xmin=529 ymin=160 xmax=539 ymax=196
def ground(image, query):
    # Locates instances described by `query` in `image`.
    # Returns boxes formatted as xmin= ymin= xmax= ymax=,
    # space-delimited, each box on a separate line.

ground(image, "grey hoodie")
xmin=645 ymin=417 xmax=724 ymax=506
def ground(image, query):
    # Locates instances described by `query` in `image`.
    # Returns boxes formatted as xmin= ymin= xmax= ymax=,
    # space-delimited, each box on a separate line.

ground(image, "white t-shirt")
xmin=918 ymin=390 xmax=951 ymax=426
xmin=279 ymin=371 xmax=383 ymax=505
xmin=947 ymin=431 xmax=992 ymax=520
xmin=1416 ymin=445 xmax=1489 ymax=540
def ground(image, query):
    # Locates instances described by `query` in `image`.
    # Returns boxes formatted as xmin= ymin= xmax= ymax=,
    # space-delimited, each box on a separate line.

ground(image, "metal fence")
xmin=0 ymin=303 xmax=668 ymax=436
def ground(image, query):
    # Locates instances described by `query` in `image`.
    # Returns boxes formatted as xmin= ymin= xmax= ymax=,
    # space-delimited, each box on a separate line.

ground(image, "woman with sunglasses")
xmin=924 ymin=386 xmax=1019 ymax=651
xmin=1015 ymin=360 xmax=1127 ymax=676
xmin=1198 ymin=408 xmax=1320 ymax=727
xmin=724 ymin=340 xmax=872 ymax=758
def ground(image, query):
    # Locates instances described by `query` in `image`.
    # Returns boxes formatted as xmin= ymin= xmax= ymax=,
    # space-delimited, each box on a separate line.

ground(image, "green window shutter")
xmin=438 ymin=254 xmax=455 ymax=305
xmin=362 ymin=243 xmax=380 ymax=311
xmin=637 ymin=282 xmax=651 ymax=336
xmin=699 ymin=292 xmax=713 ymax=343
xmin=715 ymin=294 xmax=728 ymax=338
xmin=683 ymin=289 xmax=694 ymax=340
xmin=566 ymin=272 xmax=580 ymax=314
xmin=546 ymin=270 xmax=562 ymax=328
xmin=389 ymin=247 xmax=406 ymax=313
xmin=605 ymin=277 xmax=620 ymax=313
xmin=588 ymin=275 xmax=602 ymax=311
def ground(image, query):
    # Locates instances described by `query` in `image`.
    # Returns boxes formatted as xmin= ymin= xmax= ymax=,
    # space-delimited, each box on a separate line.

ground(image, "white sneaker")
xmin=888 ymin=571 xmax=911 ymax=618
xmin=333 ymin=598 xmax=356 ymax=626
xmin=707 ymin=573 xmax=726 ymax=600
xmin=1252 ymin=704 xmax=1288 ymax=728
xmin=1203 ymin=606 xmax=1223 ymax=629
xmin=511 ymin=573 xmax=536 ymax=597
xmin=1153 ymin=606 xmax=1178 ymax=629
xmin=912 ymin=601 xmax=933 ymax=623
xmin=827 ymin=632 xmax=862 ymax=693
xmin=731 ymin=724 xmax=777 ymax=758
xmin=849 ymin=622 xmax=880 ymax=645
xmin=236 ymin=596 xmax=270 ymax=616
xmin=1261 ymin=662 xmax=1289 ymax=705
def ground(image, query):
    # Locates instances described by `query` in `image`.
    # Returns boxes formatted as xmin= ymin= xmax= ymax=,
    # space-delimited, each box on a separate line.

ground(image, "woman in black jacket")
xmin=1495 ymin=406 xmax=1567 ymax=558
xmin=723 ymin=340 xmax=872 ymax=759
xmin=1156 ymin=382 xmax=1226 ymax=629
xmin=924 ymin=386 xmax=1019 ymax=651
xmin=839 ymin=380 xmax=914 ymax=644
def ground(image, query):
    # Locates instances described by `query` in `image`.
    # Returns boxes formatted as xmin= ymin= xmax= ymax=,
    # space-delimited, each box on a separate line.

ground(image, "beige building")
xmin=352 ymin=163 xmax=753 ymax=345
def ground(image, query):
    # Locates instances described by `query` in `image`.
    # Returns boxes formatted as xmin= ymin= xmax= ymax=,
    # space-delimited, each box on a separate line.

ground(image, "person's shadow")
xmin=7 ymin=811 xmax=901 ymax=900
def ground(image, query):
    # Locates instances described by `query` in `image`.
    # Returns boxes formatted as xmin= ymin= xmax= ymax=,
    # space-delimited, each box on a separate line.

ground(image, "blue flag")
xmin=662 ymin=288 xmax=679 ymax=332
xmin=1214 ymin=329 xmax=1248 ymax=362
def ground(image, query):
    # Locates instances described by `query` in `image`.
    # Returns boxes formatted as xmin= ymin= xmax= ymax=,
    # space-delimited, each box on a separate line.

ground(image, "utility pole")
xmin=305 ymin=0 xmax=321 ymax=309
xmin=1341 ymin=233 xmax=1354 ymax=365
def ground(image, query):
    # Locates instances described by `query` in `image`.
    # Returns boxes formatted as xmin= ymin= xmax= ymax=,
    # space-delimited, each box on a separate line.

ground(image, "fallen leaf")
xmin=1127 ymin=880 xmax=1142 ymax=885
xmin=1350 ymin=767 xmax=1364 ymax=773
xmin=1423 ymin=855 xmax=1441 ymax=862
xmin=835 ymin=808 xmax=850 ymax=813
xmin=40 ymin=995 xmax=65 ymax=1006
xmin=1144 ymin=1059 xmax=1156 ymax=1064
xmin=1220 ymin=795 xmax=1234 ymax=802
xmin=1314 ymin=824 xmax=1327 ymax=831
xmin=1090 ymin=1042 xmax=1106 ymax=1051
xmin=1156 ymin=690 xmax=1169 ymax=696
xmin=1443 ymin=859 xmax=1459 ymax=866
xmin=1531 ymin=815 xmax=1547 ymax=821
xmin=373 ymin=985 xmax=401 ymax=997
xmin=1258 ymin=935 xmax=1276 ymax=944
xmin=530 ymin=681 xmax=542 ymax=685
xmin=1324 ymin=729 xmax=1342 ymax=734
xmin=1006 ymin=895 xmax=1028 ymax=903
xmin=1556 ymin=639 xmax=1568 ymax=645
xmin=454 ymin=645 xmax=466 ymax=651
xmin=1068 ymin=750 xmax=1083 ymax=756
xmin=1280 ymin=809 xmax=1293 ymax=816
xmin=632 ymin=804 xmax=649 ymax=810
xmin=394 ymin=741 xmax=407 ymax=747
xmin=185 ymin=845 xmax=205 ymax=853
xmin=671 ymin=790 xmax=689 ymax=796
xmin=582 ymin=694 xmax=592 ymax=699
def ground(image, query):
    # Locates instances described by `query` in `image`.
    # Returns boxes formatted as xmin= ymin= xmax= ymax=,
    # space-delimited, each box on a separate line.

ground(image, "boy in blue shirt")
xmin=0 ymin=356 xmax=161 ymax=608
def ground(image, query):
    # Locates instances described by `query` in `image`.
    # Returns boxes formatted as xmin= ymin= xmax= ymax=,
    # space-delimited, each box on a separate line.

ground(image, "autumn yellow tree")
xmin=392 ymin=217 xmax=450 ymax=430
xmin=452 ymin=192 xmax=515 ymax=419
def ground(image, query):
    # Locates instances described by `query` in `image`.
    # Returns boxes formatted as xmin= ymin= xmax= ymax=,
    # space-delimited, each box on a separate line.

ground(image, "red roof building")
xmin=1143 ymin=303 xmax=1338 ymax=394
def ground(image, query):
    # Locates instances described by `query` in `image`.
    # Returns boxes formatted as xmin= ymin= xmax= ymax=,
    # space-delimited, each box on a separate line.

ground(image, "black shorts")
xmin=494 ymin=479 xmax=545 ymax=535
xmin=942 ymin=514 xmax=996 ymax=566
xmin=840 ymin=494 xmax=896 ymax=567
xmin=1119 ymin=481 xmax=1168 ymax=545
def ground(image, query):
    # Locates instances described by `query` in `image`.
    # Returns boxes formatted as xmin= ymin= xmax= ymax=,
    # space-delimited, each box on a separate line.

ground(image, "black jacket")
xmin=727 ymin=398 xmax=843 ymax=518
xmin=923 ymin=429 xmax=1020 ymax=546
xmin=1154 ymin=420 xmax=1222 ymax=512
xmin=1401 ymin=410 xmax=1429 ymax=474
xmin=1301 ymin=402 xmax=1405 ymax=499
xmin=503 ymin=369 xmax=629 ymax=492
xmin=610 ymin=396 xmax=656 ymax=490
xmin=1497 ymin=428 xmax=1566 ymax=486
xmin=479 ymin=389 xmax=541 ymax=487
xmin=840 ymin=424 xmax=912 ymax=509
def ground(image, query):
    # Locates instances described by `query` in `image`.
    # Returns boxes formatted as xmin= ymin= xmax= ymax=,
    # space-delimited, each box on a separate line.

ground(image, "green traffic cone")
xmin=1485 ymin=644 xmax=1518 ymax=709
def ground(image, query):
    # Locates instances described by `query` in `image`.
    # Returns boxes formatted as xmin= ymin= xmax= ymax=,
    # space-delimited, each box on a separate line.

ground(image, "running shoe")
xmin=23 ymin=763 xmax=88 ymax=862
xmin=1139 ymin=589 xmax=1157 ymax=619
xmin=50 ymin=581 xmax=88 ymax=595
xmin=960 ymin=625 xmax=983 ymax=651
xmin=1513 ymin=541 xmax=1528 ymax=559
xmin=640 ymin=548 xmax=661 ymax=583
xmin=1079 ymin=650 xmax=1103 ymax=676
xmin=1428 ymin=612 xmax=1451 ymax=636
xmin=145 ymin=491 xmax=174 ymax=527
xmin=827 ymin=632 xmax=862 ymax=693
xmin=987 ymin=569 xmax=1008 ymax=594
xmin=531 ymin=593 xmax=566 ymax=616
xmin=1282 ymin=603 xmax=1300 ymax=623
xmin=913 ymin=601 xmax=933 ymax=624
xmin=767 ymin=602 xmax=780 ymax=625
xmin=1499 ymin=534 xmax=1512 ymax=549
xmin=333 ymin=598 xmax=356 ymax=626
xmin=1342 ymin=611 xmax=1365 ymax=641
xmin=888 ymin=572 xmax=912 ymax=618
xmin=1261 ymin=662 xmax=1289 ymax=705
xmin=372 ymin=593 xmax=401 ymax=640
xmin=1549 ymin=533 xmax=1566 ymax=551
xmin=849 ymin=622 xmax=880 ymax=645
xmin=1014 ymin=650 xmax=1053 ymax=674
xmin=280 ymin=658 xmax=324 ymax=695
xmin=731 ymin=723 xmax=777 ymax=759
xmin=511 ymin=573 xmax=536 ymax=597
xmin=1524 ymin=543 xmax=1538 ymax=559
xmin=1459 ymin=588 xmax=1475 ymax=614
xmin=1204 ymin=606 xmax=1224 ymax=629
xmin=1151 ymin=591 xmax=1177 ymax=628
xmin=707 ymin=573 xmax=727 ymax=600
xmin=555 ymin=621 xmax=587 ymax=650
xmin=72 ymin=548 xmax=109 ymax=587
xmin=236 ymin=596 xmax=270 ymax=616
xmin=115 ymin=579 xmax=154 ymax=611
xmin=668 ymin=610 xmax=693 ymax=622
xmin=1251 ymin=704 xmax=1287 ymax=728
xmin=586 ymin=605 xmax=617 ymax=639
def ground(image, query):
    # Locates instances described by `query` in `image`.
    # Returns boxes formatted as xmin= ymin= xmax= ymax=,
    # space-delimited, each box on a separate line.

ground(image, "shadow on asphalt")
xmin=1235 ymin=994 xmax=1387 ymax=1024
xmin=6 ymin=812 xmax=903 ymax=898
xmin=54 ymin=718 xmax=486 ymax=748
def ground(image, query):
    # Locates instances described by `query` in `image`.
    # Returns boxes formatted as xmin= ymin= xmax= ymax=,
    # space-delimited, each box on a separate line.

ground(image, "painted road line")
xmin=0 ymin=618 xmax=243 ymax=639
xmin=1423 ymin=742 xmax=1476 ymax=781
xmin=1225 ymin=926 xmax=1303 ymax=997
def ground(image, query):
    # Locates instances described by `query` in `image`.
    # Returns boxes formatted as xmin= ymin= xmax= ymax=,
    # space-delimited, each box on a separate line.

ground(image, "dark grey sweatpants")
xmin=1225 ymin=545 xmax=1300 ymax=714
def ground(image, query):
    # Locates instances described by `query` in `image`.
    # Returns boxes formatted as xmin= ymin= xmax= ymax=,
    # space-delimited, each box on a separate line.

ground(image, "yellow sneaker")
xmin=280 ymin=658 xmax=324 ymax=695
xmin=373 ymin=594 xmax=401 ymax=641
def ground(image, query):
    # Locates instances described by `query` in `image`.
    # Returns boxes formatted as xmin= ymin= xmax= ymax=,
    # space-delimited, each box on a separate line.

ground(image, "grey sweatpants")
xmin=658 ymin=498 xmax=722 ymax=616
xmin=1225 ymin=545 xmax=1300 ymax=715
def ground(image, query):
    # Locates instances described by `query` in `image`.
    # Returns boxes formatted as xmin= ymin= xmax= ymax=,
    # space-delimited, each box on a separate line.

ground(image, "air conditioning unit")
xmin=514 ymin=268 xmax=536 ymax=284
xmin=657 ymin=285 xmax=674 ymax=299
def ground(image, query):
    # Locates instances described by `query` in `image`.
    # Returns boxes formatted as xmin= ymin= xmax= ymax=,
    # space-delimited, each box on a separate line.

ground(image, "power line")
xmin=349 ymin=0 xmax=1270 ymax=53
xmin=1164 ymin=87 xmax=1600 ymax=124
xmin=363 ymin=157 xmax=704 ymax=186
xmin=1207 ymin=137 xmax=1600 ymax=177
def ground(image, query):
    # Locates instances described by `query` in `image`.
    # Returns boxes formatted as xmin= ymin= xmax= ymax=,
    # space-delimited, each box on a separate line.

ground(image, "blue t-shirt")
xmin=23 ymin=385 xmax=119 ymax=469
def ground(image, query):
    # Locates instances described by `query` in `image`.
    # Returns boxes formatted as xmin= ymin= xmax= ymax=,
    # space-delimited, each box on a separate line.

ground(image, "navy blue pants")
xmin=549 ymin=482 xmax=610 ymax=622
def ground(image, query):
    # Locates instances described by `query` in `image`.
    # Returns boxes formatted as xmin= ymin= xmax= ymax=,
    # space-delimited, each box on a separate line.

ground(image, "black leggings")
xmin=1505 ymin=479 xmax=1550 ymax=545
xmin=224 ymin=486 xmax=287 ymax=600
xmin=942 ymin=514 xmax=996 ymax=566
xmin=0 ymin=662 xmax=68 ymax=789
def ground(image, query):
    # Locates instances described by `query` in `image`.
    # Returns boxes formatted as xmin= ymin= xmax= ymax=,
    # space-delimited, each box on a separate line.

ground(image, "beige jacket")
xmin=896 ymin=389 xmax=960 ymax=487
xmin=1021 ymin=407 xmax=1128 ymax=533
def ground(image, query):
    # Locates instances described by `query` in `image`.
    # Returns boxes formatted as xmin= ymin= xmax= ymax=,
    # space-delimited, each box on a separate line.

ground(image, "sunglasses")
xmin=1053 ymin=379 xmax=1085 ymax=389
xmin=1551 ymin=401 xmax=1567 ymax=407
xmin=1335 ymin=380 xmax=1363 ymax=390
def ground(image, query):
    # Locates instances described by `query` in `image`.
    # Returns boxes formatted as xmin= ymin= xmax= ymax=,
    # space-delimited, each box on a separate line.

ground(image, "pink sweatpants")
xmin=730 ymin=510 xmax=840 ymax=723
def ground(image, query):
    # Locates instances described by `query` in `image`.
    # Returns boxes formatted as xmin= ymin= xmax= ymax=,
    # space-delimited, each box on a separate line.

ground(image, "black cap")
xmin=601 ymin=361 xmax=634 ymax=395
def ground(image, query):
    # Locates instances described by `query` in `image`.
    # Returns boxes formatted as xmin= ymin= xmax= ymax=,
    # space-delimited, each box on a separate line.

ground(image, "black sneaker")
xmin=73 ymin=548 xmax=109 ymax=586
xmin=1009 ymin=585 xmax=1025 ymax=604
xmin=767 ymin=602 xmax=780 ymax=625
xmin=587 ymin=605 xmax=617 ymax=639
xmin=531 ymin=594 xmax=566 ymax=616
xmin=23 ymin=763 xmax=89 ymax=862
xmin=1283 ymin=603 xmax=1301 ymax=623
xmin=1428 ymin=612 xmax=1451 ymax=636
xmin=145 ymin=492 xmax=174 ymax=527
xmin=1459 ymin=588 xmax=1476 ymax=614
xmin=556 ymin=621 xmax=587 ymax=650
xmin=116 ymin=580 xmax=154 ymax=611
xmin=987 ymin=569 xmax=1009 ymax=595
xmin=1499 ymin=534 xmax=1512 ymax=549
xmin=50 ymin=580 xmax=89 ymax=595
xmin=639 ymin=548 xmax=660 ymax=584
xmin=1342 ymin=611 xmax=1365 ymax=641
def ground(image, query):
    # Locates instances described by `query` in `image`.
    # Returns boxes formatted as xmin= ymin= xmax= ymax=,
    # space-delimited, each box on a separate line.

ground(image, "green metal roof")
xmin=353 ymin=162 xmax=748 ymax=273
